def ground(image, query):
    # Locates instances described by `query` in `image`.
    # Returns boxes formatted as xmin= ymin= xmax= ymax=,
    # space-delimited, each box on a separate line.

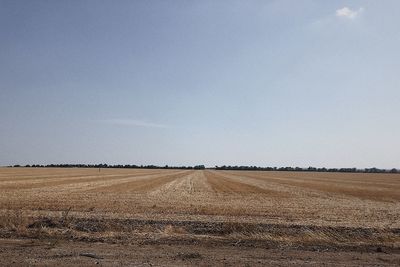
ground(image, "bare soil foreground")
xmin=0 ymin=168 xmax=399 ymax=266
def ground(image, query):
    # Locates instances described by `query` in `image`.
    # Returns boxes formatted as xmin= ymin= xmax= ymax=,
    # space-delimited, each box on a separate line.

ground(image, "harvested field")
xmin=0 ymin=167 xmax=399 ymax=266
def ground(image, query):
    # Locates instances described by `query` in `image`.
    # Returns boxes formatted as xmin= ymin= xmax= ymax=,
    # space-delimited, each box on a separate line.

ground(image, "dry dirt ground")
xmin=0 ymin=167 xmax=399 ymax=266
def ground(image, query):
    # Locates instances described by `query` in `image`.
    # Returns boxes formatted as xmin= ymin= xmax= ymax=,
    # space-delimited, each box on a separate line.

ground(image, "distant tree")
xmin=194 ymin=165 xmax=205 ymax=170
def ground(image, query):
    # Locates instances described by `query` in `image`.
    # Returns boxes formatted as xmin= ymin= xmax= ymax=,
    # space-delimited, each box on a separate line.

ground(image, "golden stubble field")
xmin=0 ymin=167 xmax=399 ymax=266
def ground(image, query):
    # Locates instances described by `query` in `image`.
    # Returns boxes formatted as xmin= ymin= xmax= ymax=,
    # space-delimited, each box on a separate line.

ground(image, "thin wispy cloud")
xmin=336 ymin=7 xmax=363 ymax=19
xmin=99 ymin=119 xmax=168 ymax=128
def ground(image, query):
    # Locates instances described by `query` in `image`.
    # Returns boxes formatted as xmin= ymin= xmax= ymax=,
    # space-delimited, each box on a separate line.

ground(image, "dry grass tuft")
xmin=0 ymin=210 xmax=31 ymax=235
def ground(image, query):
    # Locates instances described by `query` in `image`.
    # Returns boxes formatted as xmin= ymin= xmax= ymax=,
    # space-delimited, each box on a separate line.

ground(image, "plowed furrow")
xmin=204 ymin=171 xmax=278 ymax=195
xmin=225 ymin=171 xmax=400 ymax=201
xmin=0 ymin=171 xmax=166 ymax=190
xmin=90 ymin=171 xmax=191 ymax=193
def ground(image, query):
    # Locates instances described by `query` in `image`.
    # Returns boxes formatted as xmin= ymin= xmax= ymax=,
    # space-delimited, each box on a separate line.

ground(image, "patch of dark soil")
xmin=175 ymin=252 xmax=202 ymax=260
xmin=28 ymin=217 xmax=60 ymax=229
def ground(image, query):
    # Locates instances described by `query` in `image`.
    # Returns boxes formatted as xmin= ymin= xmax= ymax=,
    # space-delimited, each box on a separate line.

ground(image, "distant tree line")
xmin=8 ymin=164 xmax=398 ymax=173
xmin=214 ymin=165 xmax=399 ymax=174
xmin=14 ymin=164 xmax=206 ymax=170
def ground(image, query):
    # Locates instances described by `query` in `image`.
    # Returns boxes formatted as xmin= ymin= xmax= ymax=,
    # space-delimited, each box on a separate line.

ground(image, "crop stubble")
xmin=0 ymin=167 xmax=399 ymax=254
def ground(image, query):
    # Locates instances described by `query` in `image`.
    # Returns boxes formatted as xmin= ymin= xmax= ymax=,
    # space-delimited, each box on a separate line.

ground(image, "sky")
xmin=1 ymin=0 xmax=399 ymax=168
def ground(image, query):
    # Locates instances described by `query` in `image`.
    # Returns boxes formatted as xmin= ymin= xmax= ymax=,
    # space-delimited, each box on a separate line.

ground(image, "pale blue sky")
xmin=1 ymin=1 xmax=399 ymax=168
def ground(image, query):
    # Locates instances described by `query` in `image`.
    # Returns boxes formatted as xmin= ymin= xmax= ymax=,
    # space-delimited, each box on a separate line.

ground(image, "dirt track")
xmin=1 ymin=238 xmax=399 ymax=267
xmin=0 ymin=168 xmax=399 ymax=266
